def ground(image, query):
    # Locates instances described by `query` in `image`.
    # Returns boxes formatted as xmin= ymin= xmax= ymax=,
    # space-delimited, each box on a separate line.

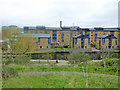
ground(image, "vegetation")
xmin=6 ymin=59 xmax=119 ymax=75
xmin=2 ymin=65 xmax=18 ymax=79
xmin=51 ymin=45 xmax=71 ymax=49
xmin=3 ymin=73 xmax=118 ymax=88
xmin=67 ymin=51 xmax=90 ymax=65
xmin=26 ymin=51 xmax=49 ymax=54
xmin=29 ymin=61 xmax=57 ymax=64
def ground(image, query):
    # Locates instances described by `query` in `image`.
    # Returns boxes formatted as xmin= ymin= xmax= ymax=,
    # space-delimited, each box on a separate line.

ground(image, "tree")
xmin=67 ymin=51 xmax=90 ymax=88
xmin=2 ymin=26 xmax=37 ymax=62
xmin=14 ymin=34 xmax=37 ymax=55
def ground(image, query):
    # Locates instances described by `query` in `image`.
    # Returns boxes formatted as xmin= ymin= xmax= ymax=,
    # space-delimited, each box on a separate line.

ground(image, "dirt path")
xmin=18 ymin=71 xmax=118 ymax=77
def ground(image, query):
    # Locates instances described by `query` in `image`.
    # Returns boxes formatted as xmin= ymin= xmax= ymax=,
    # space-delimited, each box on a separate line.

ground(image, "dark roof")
xmin=97 ymin=34 xmax=117 ymax=39
xmin=73 ymin=34 xmax=90 ymax=38
xmin=24 ymin=26 xmax=119 ymax=31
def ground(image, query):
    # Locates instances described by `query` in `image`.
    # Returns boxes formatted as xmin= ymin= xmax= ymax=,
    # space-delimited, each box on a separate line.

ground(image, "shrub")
xmin=2 ymin=65 xmax=18 ymax=78
xmin=67 ymin=51 xmax=90 ymax=65
xmin=13 ymin=56 xmax=31 ymax=64
xmin=100 ymin=58 xmax=119 ymax=67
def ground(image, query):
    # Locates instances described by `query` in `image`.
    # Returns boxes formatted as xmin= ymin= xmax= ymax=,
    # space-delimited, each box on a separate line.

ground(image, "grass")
xmin=29 ymin=61 xmax=57 ymax=64
xmin=7 ymin=64 xmax=118 ymax=75
xmin=54 ymin=48 xmax=70 ymax=49
xmin=26 ymin=51 xmax=49 ymax=54
xmin=3 ymin=73 xmax=118 ymax=88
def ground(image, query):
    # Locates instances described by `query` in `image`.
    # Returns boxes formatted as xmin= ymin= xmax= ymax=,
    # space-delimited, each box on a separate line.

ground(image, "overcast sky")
xmin=0 ymin=0 xmax=119 ymax=28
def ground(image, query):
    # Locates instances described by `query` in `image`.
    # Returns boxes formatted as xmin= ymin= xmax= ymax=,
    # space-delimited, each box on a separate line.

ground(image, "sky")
xmin=0 ymin=0 xmax=119 ymax=28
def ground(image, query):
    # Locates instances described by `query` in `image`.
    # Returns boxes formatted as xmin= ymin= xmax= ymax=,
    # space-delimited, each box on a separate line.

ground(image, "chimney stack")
xmin=60 ymin=21 xmax=62 ymax=28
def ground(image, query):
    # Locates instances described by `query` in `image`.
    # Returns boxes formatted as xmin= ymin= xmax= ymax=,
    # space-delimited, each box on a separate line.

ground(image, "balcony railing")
xmin=52 ymin=33 xmax=57 ymax=34
xmin=85 ymin=33 xmax=90 ymax=35
xmin=81 ymin=40 xmax=84 ymax=42
xmin=24 ymin=32 xmax=28 ymax=34
xmin=110 ymin=33 xmax=114 ymax=35
xmin=102 ymin=40 xmax=105 ymax=43
xmin=95 ymin=36 xmax=97 ymax=38
xmin=108 ymin=44 xmax=112 ymax=46
xmin=109 ymin=40 xmax=112 ymax=42
xmin=53 ymin=39 xmax=57 ymax=41
xmin=61 ymin=33 xmax=64 ymax=35
xmin=81 ymin=44 xmax=84 ymax=46
xmin=95 ymin=33 xmax=97 ymax=35
xmin=75 ymin=40 xmax=77 ymax=43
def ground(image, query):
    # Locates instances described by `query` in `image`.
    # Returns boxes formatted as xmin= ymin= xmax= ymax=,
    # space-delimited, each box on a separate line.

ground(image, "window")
xmin=46 ymin=46 xmax=48 ymax=48
xmin=85 ymin=46 xmax=87 ymax=48
xmin=40 ymin=46 xmax=42 ymax=48
xmin=112 ymin=46 xmax=114 ymax=48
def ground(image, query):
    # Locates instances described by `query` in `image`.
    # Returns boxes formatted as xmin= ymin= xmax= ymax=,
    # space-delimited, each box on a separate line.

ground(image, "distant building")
xmin=23 ymin=21 xmax=120 ymax=49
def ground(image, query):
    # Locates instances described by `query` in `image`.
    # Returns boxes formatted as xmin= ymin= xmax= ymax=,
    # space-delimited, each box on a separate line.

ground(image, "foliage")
xmin=108 ymin=51 xmax=116 ymax=58
xmin=2 ymin=65 xmax=18 ymax=79
xmin=13 ymin=56 xmax=31 ymax=64
xmin=3 ymin=73 xmax=118 ymax=88
xmin=100 ymin=58 xmax=118 ymax=67
xmin=7 ymin=61 xmax=119 ymax=75
xmin=67 ymin=51 xmax=90 ymax=65
xmin=26 ymin=51 xmax=49 ymax=54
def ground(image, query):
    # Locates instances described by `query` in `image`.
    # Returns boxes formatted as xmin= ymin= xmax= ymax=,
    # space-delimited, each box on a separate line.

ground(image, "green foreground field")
xmin=3 ymin=73 xmax=118 ymax=88
xmin=7 ymin=64 xmax=118 ymax=75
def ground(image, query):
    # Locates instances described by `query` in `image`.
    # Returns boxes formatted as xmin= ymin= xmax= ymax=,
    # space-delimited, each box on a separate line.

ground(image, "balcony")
xmin=108 ymin=44 xmax=112 ymax=46
xmin=85 ymin=33 xmax=90 ymax=35
xmin=75 ymin=40 xmax=77 ymax=43
xmin=70 ymin=33 xmax=73 ymax=35
xmin=70 ymin=36 xmax=73 ymax=38
xmin=52 ymin=33 xmax=57 ymax=34
xmin=38 ymin=40 xmax=40 ymax=42
xmin=81 ymin=40 xmax=84 ymax=42
xmin=48 ymin=40 xmax=50 ymax=43
xmin=103 ymin=33 xmax=106 ymax=35
xmin=110 ymin=33 xmax=114 ymax=35
xmin=95 ymin=36 xmax=97 ymax=38
xmin=102 ymin=40 xmax=105 ymax=43
xmin=53 ymin=39 xmax=57 ymax=41
xmin=95 ymin=33 xmax=97 ymax=35
xmin=115 ymin=40 xmax=117 ymax=43
xmin=94 ymin=39 xmax=96 ymax=41
xmin=61 ymin=36 xmax=64 ymax=38
xmin=61 ymin=33 xmax=64 ymax=35
xmin=81 ymin=44 xmax=84 ymax=46
xmin=24 ymin=32 xmax=28 ymax=34
xmin=109 ymin=40 xmax=112 ymax=42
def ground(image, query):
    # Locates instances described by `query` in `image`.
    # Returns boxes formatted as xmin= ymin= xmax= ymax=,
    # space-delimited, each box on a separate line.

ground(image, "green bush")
xmin=2 ymin=59 xmax=13 ymax=65
xmin=14 ymin=56 xmax=31 ymax=64
xmin=2 ymin=65 xmax=18 ymax=78
xmin=67 ymin=51 xmax=90 ymax=65
xmin=100 ymin=58 xmax=119 ymax=67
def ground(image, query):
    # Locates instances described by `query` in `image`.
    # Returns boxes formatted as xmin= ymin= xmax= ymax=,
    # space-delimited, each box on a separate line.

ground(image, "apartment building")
xmin=24 ymin=22 xmax=120 ymax=49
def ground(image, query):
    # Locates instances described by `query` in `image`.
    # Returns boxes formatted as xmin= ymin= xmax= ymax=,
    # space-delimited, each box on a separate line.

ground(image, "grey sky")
xmin=0 ymin=0 xmax=119 ymax=28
